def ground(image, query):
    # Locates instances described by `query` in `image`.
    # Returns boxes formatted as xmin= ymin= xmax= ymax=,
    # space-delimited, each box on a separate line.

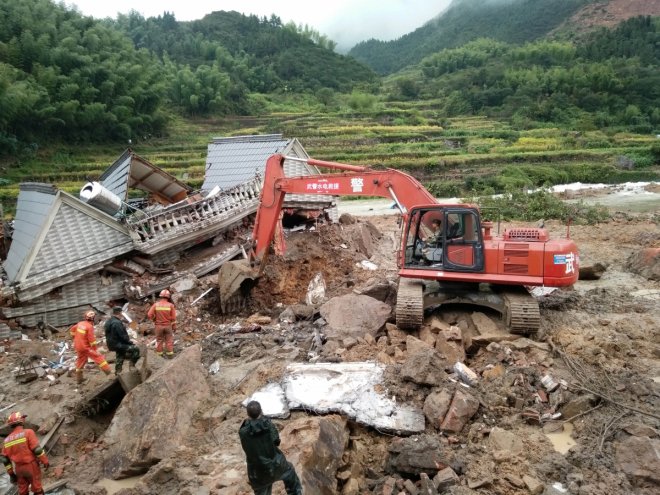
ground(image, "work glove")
xmin=9 ymin=473 xmax=17 ymax=484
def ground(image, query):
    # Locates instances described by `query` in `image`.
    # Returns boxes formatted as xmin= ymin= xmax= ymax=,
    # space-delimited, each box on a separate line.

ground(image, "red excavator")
xmin=218 ymin=154 xmax=579 ymax=333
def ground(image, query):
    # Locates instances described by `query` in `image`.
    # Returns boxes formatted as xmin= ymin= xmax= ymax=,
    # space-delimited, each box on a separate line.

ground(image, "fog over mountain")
xmin=69 ymin=0 xmax=452 ymax=51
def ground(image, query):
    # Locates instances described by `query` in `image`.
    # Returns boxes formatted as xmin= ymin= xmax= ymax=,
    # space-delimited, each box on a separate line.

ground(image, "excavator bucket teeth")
xmin=218 ymin=260 xmax=259 ymax=313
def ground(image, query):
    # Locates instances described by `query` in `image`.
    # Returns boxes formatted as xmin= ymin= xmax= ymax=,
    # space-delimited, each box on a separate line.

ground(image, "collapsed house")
xmin=0 ymin=135 xmax=336 ymax=331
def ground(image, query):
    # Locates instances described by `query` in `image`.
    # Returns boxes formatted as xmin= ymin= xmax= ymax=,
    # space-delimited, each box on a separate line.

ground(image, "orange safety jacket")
xmin=147 ymin=298 xmax=177 ymax=329
xmin=1 ymin=426 xmax=49 ymax=473
xmin=69 ymin=320 xmax=97 ymax=352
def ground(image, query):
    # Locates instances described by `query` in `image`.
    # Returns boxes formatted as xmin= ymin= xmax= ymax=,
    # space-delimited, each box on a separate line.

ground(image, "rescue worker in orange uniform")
xmin=1 ymin=412 xmax=49 ymax=495
xmin=69 ymin=310 xmax=112 ymax=383
xmin=147 ymin=289 xmax=177 ymax=358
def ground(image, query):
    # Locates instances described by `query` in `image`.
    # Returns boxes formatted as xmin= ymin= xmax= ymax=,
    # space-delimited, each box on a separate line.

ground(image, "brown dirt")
xmin=1 ymin=210 xmax=658 ymax=495
xmin=563 ymin=0 xmax=660 ymax=31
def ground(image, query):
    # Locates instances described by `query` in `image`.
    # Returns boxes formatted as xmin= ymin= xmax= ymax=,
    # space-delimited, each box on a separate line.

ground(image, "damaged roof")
xmin=203 ymin=134 xmax=318 ymax=191
xmin=3 ymin=183 xmax=133 ymax=289
xmin=100 ymin=149 xmax=191 ymax=205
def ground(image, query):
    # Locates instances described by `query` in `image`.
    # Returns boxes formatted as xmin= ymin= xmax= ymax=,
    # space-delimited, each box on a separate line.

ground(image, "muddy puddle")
xmin=544 ymin=422 xmax=577 ymax=454
xmin=95 ymin=476 xmax=144 ymax=494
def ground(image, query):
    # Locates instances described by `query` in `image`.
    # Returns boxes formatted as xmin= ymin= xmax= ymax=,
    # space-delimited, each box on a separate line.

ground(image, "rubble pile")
xmin=0 ymin=213 xmax=657 ymax=495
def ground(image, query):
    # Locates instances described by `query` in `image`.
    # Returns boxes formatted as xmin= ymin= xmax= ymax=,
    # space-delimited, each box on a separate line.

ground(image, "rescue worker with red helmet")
xmin=1 ymin=411 xmax=49 ymax=495
xmin=69 ymin=310 xmax=111 ymax=383
xmin=147 ymin=289 xmax=177 ymax=358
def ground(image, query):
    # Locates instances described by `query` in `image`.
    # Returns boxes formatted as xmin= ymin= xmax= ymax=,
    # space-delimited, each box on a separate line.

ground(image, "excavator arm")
xmin=218 ymin=153 xmax=436 ymax=312
xmin=252 ymin=153 xmax=437 ymax=259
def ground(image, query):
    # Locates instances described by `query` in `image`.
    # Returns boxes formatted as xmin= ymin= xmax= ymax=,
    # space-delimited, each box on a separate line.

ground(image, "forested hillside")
xmin=350 ymin=0 xmax=595 ymax=74
xmin=110 ymin=11 xmax=376 ymax=95
xmin=0 ymin=0 xmax=375 ymax=155
xmin=386 ymin=16 xmax=659 ymax=132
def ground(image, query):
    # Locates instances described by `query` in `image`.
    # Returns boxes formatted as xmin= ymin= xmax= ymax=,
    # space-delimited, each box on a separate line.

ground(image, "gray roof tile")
xmin=3 ymin=184 xmax=57 ymax=282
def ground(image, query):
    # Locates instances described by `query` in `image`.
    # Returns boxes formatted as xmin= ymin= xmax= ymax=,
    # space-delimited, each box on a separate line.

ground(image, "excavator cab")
xmin=402 ymin=206 xmax=484 ymax=272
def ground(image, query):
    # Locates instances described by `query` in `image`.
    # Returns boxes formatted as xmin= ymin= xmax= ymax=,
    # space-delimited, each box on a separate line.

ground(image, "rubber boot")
xmin=103 ymin=368 xmax=112 ymax=376
xmin=128 ymin=361 xmax=136 ymax=371
xmin=76 ymin=370 xmax=85 ymax=384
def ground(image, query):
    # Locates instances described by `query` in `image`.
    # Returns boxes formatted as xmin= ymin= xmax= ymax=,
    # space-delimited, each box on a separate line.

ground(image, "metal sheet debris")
xmin=243 ymin=382 xmax=290 ymax=419
xmin=281 ymin=362 xmax=424 ymax=433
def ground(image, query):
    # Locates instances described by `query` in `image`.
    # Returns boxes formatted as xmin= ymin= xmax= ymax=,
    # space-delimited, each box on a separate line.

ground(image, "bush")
xmin=464 ymin=189 xmax=609 ymax=224
xmin=347 ymin=91 xmax=377 ymax=111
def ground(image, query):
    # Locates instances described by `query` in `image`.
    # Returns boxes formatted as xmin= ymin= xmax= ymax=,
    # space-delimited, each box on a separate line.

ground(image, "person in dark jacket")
xmin=104 ymin=307 xmax=140 ymax=375
xmin=239 ymin=401 xmax=302 ymax=495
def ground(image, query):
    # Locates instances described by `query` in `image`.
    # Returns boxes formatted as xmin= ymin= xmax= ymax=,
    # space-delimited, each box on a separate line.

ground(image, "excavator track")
xmin=395 ymin=278 xmax=424 ymax=330
xmin=502 ymin=289 xmax=541 ymax=334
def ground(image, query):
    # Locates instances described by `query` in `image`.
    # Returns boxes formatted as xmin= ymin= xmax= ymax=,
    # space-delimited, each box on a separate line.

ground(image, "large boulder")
xmin=280 ymin=415 xmax=349 ymax=495
xmin=388 ymin=434 xmax=453 ymax=476
xmin=320 ymin=294 xmax=391 ymax=340
xmin=355 ymin=277 xmax=395 ymax=303
xmin=615 ymin=435 xmax=660 ymax=485
xmin=102 ymin=345 xmax=210 ymax=478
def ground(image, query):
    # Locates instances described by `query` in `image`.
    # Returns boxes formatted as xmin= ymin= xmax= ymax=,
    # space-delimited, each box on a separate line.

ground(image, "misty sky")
xmin=67 ymin=0 xmax=452 ymax=51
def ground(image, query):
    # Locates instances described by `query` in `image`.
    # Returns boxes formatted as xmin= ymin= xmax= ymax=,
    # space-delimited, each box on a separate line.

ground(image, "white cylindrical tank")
xmin=80 ymin=182 xmax=123 ymax=216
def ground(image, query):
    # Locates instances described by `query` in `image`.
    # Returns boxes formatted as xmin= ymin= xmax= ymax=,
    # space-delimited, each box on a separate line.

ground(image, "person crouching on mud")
xmin=147 ymin=289 xmax=176 ymax=358
xmin=239 ymin=401 xmax=302 ymax=495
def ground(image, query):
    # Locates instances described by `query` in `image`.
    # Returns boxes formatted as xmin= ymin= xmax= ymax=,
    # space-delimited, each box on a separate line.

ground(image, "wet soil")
xmin=0 ymin=205 xmax=658 ymax=495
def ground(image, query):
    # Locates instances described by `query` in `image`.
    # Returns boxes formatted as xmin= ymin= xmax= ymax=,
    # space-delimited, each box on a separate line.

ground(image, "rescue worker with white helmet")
xmin=147 ymin=289 xmax=177 ymax=358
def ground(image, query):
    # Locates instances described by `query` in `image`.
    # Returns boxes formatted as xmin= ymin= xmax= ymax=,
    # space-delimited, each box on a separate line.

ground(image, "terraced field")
xmin=1 ymin=105 xmax=658 ymax=213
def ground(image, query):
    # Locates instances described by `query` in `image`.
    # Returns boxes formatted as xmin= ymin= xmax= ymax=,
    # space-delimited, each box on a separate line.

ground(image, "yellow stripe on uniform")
xmin=100 ymin=361 xmax=108 ymax=367
xmin=155 ymin=307 xmax=171 ymax=311
xmin=4 ymin=438 xmax=27 ymax=448
xmin=90 ymin=341 xmax=97 ymax=346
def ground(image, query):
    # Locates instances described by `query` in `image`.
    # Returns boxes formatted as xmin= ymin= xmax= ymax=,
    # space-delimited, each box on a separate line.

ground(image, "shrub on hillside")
xmin=466 ymin=189 xmax=609 ymax=225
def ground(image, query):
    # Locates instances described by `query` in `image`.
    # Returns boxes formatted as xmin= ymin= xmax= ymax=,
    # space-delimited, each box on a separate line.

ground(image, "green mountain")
xmin=348 ymin=0 xmax=594 ymax=74
xmin=111 ymin=10 xmax=376 ymax=94
xmin=386 ymin=16 xmax=659 ymax=133
xmin=0 ymin=1 xmax=376 ymax=154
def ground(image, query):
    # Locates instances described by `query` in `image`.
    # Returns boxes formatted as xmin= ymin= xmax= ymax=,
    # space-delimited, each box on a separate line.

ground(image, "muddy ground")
xmin=0 ymin=201 xmax=658 ymax=495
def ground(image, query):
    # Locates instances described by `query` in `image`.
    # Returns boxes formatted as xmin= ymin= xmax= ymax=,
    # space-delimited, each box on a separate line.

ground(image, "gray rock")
xmin=401 ymin=348 xmax=447 ymax=386
xmin=614 ymin=435 xmax=660 ymax=484
xmin=320 ymin=294 xmax=391 ymax=340
xmin=434 ymin=467 xmax=459 ymax=491
xmin=559 ymin=395 xmax=597 ymax=419
xmin=171 ymin=274 xmax=198 ymax=293
xmin=280 ymin=415 xmax=349 ymax=495
xmin=103 ymin=345 xmax=210 ymax=478
xmin=356 ymin=277 xmax=395 ymax=303
xmin=388 ymin=434 xmax=453 ymax=476
xmin=423 ymin=389 xmax=453 ymax=429
xmin=440 ymin=389 xmax=479 ymax=433
xmin=523 ymin=475 xmax=544 ymax=495
xmin=279 ymin=306 xmax=296 ymax=323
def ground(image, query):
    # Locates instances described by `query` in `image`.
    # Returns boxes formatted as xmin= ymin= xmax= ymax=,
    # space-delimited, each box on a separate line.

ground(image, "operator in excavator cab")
xmin=421 ymin=217 xmax=443 ymax=265
xmin=426 ymin=218 xmax=442 ymax=245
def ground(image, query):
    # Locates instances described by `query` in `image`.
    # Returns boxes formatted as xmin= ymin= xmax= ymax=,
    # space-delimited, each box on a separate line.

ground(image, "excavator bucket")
xmin=218 ymin=260 xmax=260 ymax=313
